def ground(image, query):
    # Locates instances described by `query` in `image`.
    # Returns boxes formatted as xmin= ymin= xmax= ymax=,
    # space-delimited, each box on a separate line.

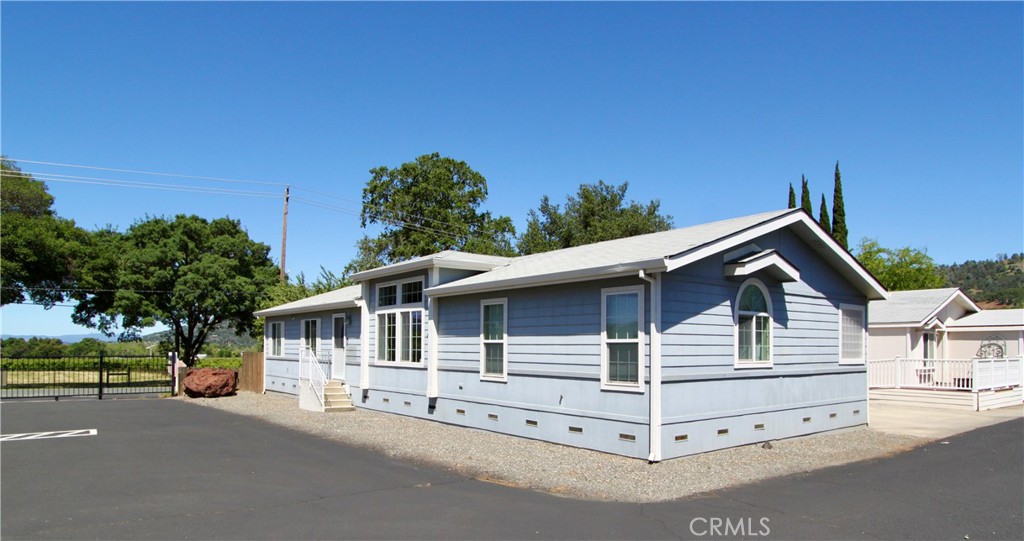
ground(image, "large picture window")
xmin=480 ymin=299 xmax=508 ymax=381
xmin=601 ymin=286 xmax=644 ymax=390
xmin=735 ymin=280 xmax=772 ymax=367
xmin=376 ymin=278 xmax=425 ymax=364
xmin=268 ymin=322 xmax=283 ymax=356
xmin=839 ymin=304 xmax=866 ymax=364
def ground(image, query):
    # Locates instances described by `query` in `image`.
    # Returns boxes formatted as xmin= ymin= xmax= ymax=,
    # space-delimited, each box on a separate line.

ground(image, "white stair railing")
xmin=299 ymin=346 xmax=326 ymax=408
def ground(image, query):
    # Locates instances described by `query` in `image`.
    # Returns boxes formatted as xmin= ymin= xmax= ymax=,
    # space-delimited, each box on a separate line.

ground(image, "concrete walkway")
xmin=869 ymin=400 xmax=1023 ymax=439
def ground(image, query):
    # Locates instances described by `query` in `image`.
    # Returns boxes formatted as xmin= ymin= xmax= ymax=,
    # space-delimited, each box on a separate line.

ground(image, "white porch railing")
xmin=299 ymin=347 xmax=327 ymax=408
xmin=868 ymin=357 xmax=1022 ymax=392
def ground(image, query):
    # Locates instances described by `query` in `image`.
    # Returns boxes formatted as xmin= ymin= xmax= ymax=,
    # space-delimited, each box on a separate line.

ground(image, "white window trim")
xmin=332 ymin=313 xmax=347 ymax=351
xmin=301 ymin=318 xmax=319 ymax=358
xmin=600 ymin=285 xmax=646 ymax=392
xmin=268 ymin=322 xmax=283 ymax=357
xmin=480 ymin=298 xmax=509 ymax=382
xmin=375 ymin=277 xmax=425 ymax=310
xmin=733 ymin=278 xmax=774 ymax=369
xmin=838 ymin=303 xmax=866 ymax=365
xmin=375 ymin=307 xmax=425 ymax=367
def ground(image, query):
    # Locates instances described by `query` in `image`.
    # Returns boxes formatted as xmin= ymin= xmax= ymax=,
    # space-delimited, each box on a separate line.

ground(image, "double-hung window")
xmin=268 ymin=322 xmax=283 ymax=356
xmin=601 ymin=286 xmax=644 ymax=390
xmin=480 ymin=299 xmax=508 ymax=381
xmin=376 ymin=279 xmax=425 ymax=364
xmin=735 ymin=280 xmax=772 ymax=367
xmin=839 ymin=304 xmax=866 ymax=364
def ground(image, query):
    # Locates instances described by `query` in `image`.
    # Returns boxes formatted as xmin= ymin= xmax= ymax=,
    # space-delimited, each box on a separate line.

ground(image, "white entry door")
xmin=332 ymin=315 xmax=346 ymax=380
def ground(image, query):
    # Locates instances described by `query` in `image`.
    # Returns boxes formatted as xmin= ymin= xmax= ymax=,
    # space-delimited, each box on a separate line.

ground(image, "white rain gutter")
xmin=639 ymin=270 xmax=663 ymax=463
xmin=357 ymin=283 xmax=371 ymax=393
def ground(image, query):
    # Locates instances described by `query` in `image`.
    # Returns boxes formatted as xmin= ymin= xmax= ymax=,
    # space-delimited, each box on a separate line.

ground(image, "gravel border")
xmin=182 ymin=392 xmax=926 ymax=503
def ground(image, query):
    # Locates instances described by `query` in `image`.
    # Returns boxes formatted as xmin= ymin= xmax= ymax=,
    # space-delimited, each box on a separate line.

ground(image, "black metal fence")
xmin=0 ymin=354 xmax=173 ymax=399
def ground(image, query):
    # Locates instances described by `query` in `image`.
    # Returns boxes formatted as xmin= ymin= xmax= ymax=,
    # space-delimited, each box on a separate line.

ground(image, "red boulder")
xmin=183 ymin=368 xmax=237 ymax=398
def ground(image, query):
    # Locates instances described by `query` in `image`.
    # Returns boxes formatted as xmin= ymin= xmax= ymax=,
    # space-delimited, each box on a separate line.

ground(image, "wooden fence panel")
xmin=238 ymin=352 xmax=264 ymax=393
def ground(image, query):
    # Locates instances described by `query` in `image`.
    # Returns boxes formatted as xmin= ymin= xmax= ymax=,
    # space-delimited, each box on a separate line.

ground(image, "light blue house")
xmin=255 ymin=209 xmax=888 ymax=460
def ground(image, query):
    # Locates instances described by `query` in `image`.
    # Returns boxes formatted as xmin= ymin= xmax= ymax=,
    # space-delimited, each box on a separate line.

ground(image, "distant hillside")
xmin=939 ymin=253 xmax=1024 ymax=308
xmin=143 ymin=323 xmax=258 ymax=350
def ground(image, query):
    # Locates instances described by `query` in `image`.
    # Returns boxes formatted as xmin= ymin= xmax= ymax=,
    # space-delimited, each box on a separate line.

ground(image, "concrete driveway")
xmin=2 ymin=398 xmax=1022 ymax=540
xmin=870 ymin=400 xmax=1023 ymax=439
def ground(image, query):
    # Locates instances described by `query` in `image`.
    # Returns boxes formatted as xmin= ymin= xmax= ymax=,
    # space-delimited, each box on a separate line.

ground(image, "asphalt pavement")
xmin=2 ymin=398 xmax=1021 ymax=540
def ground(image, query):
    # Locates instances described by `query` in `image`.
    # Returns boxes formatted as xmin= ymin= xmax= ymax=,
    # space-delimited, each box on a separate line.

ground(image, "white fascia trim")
xmin=724 ymin=251 xmax=801 ymax=282
xmin=426 ymin=259 xmax=669 ymax=298
xmin=918 ymin=290 xmax=982 ymax=327
xmin=349 ymin=255 xmax=508 ymax=283
xmin=946 ymin=325 xmax=1024 ymax=333
xmin=667 ymin=211 xmax=888 ymax=300
xmin=255 ymin=301 xmax=357 ymax=318
xmin=869 ymin=322 xmax=918 ymax=329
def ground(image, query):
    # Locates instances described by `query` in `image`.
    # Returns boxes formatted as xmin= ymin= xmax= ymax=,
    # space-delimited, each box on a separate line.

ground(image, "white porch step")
xmin=322 ymin=380 xmax=354 ymax=413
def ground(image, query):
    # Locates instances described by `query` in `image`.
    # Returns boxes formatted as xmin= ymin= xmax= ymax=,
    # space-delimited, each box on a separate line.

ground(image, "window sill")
xmin=838 ymin=359 xmax=866 ymax=365
xmin=733 ymin=362 xmax=774 ymax=370
xmin=480 ymin=374 xmax=508 ymax=383
xmin=373 ymin=360 xmax=426 ymax=369
xmin=600 ymin=382 xmax=645 ymax=393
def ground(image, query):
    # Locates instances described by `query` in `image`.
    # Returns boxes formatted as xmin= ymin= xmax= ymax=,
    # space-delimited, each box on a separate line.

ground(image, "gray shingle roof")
xmin=868 ymin=288 xmax=966 ymax=325
xmin=947 ymin=309 xmax=1024 ymax=329
xmin=428 ymin=209 xmax=795 ymax=296
xmin=254 ymin=284 xmax=361 ymax=318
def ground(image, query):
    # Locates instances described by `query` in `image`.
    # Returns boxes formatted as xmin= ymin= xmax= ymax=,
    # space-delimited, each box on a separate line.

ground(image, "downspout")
xmin=427 ymin=268 xmax=440 ymax=398
xmin=357 ymin=281 xmax=371 ymax=394
xmin=639 ymin=270 xmax=662 ymax=463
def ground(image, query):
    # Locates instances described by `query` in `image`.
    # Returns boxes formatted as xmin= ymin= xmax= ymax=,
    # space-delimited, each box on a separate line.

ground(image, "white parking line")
xmin=0 ymin=429 xmax=98 ymax=442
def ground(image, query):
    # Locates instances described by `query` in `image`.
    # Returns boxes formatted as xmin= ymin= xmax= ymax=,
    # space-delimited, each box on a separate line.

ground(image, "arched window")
xmin=735 ymin=279 xmax=772 ymax=366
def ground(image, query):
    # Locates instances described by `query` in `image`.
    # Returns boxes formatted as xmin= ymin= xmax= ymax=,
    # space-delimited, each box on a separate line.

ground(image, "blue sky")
xmin=2 ymin=2 xmax=1021 ymax=337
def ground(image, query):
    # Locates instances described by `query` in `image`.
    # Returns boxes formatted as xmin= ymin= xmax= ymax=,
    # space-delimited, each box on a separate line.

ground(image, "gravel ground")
xmin=182 ymin=392 xmax=926 ymax=503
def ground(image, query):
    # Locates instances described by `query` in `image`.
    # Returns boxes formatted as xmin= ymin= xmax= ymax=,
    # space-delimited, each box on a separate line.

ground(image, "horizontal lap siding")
xmin=265 ymin=309 xmax=359 ymax=394
xmin=411 ymin=278 xmax=652 ymax=458
xmin=659 ymin=230 xmax=869 ymax=458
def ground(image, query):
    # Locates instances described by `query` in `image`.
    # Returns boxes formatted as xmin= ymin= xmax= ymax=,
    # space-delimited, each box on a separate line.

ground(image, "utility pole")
xmin=280 ymin=185 xmax=289 ymax=281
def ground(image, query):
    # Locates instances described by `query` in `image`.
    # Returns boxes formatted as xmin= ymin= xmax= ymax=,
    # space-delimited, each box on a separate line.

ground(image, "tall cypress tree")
xmin=788 ymin=183 xmax=796 ymax=209
xmin=831 ymin=161 xmax=848 ymax=249
xmin=819 ymin=194 xmax=832 ymax=235
xmin=800 ymin=175 xmax=813 ymax=215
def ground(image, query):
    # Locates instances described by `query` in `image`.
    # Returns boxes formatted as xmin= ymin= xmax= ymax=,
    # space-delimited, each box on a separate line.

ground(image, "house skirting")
xmin=869 ymin=387 xmax=1022 ymax=411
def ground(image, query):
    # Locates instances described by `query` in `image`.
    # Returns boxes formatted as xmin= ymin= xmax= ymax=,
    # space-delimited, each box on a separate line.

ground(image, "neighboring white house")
xmin=256 ymin=208 xmax=889 ymax=460
xmin=867 ymin=288 xmax=1023 ymax=410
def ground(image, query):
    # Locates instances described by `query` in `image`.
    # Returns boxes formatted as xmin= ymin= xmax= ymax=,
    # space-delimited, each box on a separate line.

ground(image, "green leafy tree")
xmin=0 ymin=158 xmax=89 ymax=306
xmin=788 ymin=183 xmax=796 ymax=209
xmin=818 ymin=194 xmax=832 ymax=235
xmin=800 ymin=175 xmax=813 ymax=215
xmin=856 ymin=238 xmax=946 ymax=291
xmin=0 ymin=338 xmax=30 ymax=358
xmin=344 ymin=153 xmax=516 ymax=275
xmin=67 ymin=338 xmax=105 ymax=356
xmin=832 ymin=161 xmax=848 ymax=249
xmin=75 ymin=215 xmax=279 ymax=366
xmin=517 ymin=181 xmax=673 ymax=255
xmin=253 ymin=266 xmax=349 ymax=342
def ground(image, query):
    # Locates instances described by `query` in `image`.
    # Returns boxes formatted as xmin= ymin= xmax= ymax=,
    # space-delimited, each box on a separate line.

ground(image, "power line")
xmin=9 ymin=158 xmax=289 ymax=187
xmin=8 ymin=158 xmax=492 ymax=245
xmin=290 ymin=196 xmax=467 ymax=244
xmin=25 ymin=172 xmax=281 ymax=199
